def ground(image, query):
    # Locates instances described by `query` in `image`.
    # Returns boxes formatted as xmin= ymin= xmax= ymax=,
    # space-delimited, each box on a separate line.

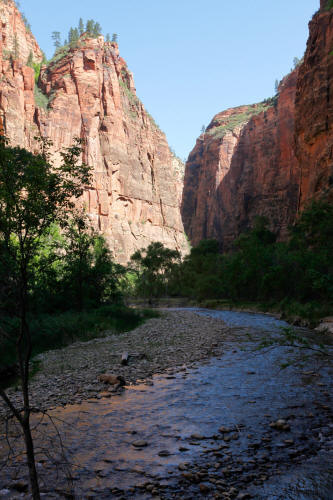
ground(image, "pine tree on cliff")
xmin=78 ymin=17 xmax=84 ymax=35
xmin=68 ymin=27 xmax=79 ymax=44
xmin=112 ymin=33 xmax=118 ymax=42
xmin=86 ymin=19 xmax=94 ymax=35
xmin=93 ymin=22 xmax=102 ymax=36
xmin=51 ymin=31 xmax=61 ymax=49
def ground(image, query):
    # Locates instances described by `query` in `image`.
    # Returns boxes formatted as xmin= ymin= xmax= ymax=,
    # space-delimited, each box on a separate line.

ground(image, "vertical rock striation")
xmin=295 ymin=2 xmax=333 ymax=206
xmin=183 ymin=1 xmax=333 ymax=249
xmin=182 ymin=71 xmax=300 ymax=248
xmin=0 ymin=0 xmax=188 ymax=263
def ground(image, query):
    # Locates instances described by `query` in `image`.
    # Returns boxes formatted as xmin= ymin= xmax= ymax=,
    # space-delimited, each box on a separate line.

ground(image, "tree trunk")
xmin=23 ymin=417 xmax=41 ymax=500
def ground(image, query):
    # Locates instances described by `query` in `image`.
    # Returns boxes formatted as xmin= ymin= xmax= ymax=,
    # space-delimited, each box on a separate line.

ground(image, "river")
xmin=0 ymin=309 xmax=332 ymax=499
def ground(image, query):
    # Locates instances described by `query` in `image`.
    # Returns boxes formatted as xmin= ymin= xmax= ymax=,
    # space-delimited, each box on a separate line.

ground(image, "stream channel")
xmin=1 ymin=309 xmax=333 ymax=499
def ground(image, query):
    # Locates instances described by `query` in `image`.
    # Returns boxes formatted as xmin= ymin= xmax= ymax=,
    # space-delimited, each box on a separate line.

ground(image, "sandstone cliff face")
xmin=0 ymin=0 xmax=188 ymax=263
xmin=295 ymin=3 xmax=333 ymax=206
xmin=0 ymin=0 xmax=42 ymax=145
xmin=182 ymin=71 xmax=300 ymax=248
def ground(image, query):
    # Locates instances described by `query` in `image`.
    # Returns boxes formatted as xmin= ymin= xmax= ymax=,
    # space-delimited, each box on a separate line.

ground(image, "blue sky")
xmin=19 ymin=0 xmax=319 ymax=160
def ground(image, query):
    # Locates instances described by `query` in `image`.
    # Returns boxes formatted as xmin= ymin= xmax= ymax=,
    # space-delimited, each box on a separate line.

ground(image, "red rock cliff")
xmin=295 ymin=2 xmax=333 ymax=206
xmin=0 ymin=0 xmax=188 ymax=263
xmin=182 ymin=71 xmax=300 ymax=248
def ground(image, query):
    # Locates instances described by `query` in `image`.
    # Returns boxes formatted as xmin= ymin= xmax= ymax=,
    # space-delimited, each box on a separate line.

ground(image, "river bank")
xmin=0 ymin=311 xmax=237 ymax=421
xmin=129 ymin=297 xmax=333 ymax=330
xmin=1 ymin=309 xmax=332 ymax=499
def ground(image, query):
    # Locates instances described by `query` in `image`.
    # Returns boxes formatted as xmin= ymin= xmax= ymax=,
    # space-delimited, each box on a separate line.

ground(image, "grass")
xmin=0 ymin=305 xmax=159 ymax=373
xmin=207 ymin=100 xmax=275 ymax=139
xmin=34 ymin=84 xmax=49 ymax=109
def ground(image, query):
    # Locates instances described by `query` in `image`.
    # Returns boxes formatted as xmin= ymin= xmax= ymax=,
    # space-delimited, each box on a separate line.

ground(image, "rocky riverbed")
xmin=0 ymin=311 xmax=237 ymax=420
xmin=0 ymin=309 xmax=332 ymax=499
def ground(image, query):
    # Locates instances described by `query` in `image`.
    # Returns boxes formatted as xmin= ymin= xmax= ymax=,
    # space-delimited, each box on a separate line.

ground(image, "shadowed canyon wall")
xmin=182 ymin=2 xmax=333 ymax=249
xmin=0 ymin=0 xmax=188 ymax=263
xmin=182 ymin=72 xmax=300 ymax=248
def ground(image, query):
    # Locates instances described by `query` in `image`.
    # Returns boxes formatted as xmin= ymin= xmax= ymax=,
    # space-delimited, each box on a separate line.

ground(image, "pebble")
xmin=132 ymin=440 xmax=148 ymax=448
xmin=0 ymin=311 xmax=232 ymax=419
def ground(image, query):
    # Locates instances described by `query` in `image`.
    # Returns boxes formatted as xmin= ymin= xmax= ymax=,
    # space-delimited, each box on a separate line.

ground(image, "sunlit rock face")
xmin=182 ymin=3 xmax=333 ymax=249
xmin=0 ymin=0 xmax=188 ymax=263
xmin=182 ymin=71 xmax=300 ymax=249
xmin=295 ymin=4 xmax=333 ymax=207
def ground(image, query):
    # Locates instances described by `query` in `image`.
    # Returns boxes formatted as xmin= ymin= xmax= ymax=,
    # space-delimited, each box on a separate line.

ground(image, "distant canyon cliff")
xmin=0 ymin=0 xmax=188 ymax=263
xmin=182 ymin=1 xmax=333 ymax=248
xmin=1 ymin=0 xmax=333 ymax=257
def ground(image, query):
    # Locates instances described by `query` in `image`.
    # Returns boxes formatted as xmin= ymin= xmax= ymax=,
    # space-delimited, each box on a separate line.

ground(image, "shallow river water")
xmin=1 ymin=309 xmax=333 ymax=499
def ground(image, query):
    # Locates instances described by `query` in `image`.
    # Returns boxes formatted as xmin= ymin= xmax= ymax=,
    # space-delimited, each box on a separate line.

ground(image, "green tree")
xmin=27 ymin=50 xmax=33 ymax=67
xmin=106 ymin=33 xmax=111 ymax=42
xmin=86 ymin=19 xmax=94 ymax=35
xmin=93 ymin=22 xmax=102 ymax=36
xmin=112 ymin=33 xmax=118 ymax=42
xmin=0 ymin=136 xmax=91 ymax=499
xmin=13 ymin=34 xmax=19 ymax=59
xmin=130 ymin=242 xmax=180 ymax=302
xmin=78 ymin=17 xmax=84 ymax=35
xmin=68 ymin=27 xmax=79 ymax=44
xmin=51 ymin=31 xmax=61 ymax=49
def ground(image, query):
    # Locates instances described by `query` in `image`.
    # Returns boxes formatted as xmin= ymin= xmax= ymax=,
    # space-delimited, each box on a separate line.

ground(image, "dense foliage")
xmin=130 ymin=203 xmax=333 ymax=323
xmin=0 ymin=138 xmax=135 ymax=372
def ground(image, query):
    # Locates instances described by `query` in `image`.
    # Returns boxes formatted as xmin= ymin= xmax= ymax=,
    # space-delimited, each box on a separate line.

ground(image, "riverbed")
xmin=0 ymin=309 xmax=332 ymax=499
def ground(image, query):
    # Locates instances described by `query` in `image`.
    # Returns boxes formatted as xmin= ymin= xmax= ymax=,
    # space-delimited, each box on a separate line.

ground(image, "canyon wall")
xmin=0 ymin=0 xmax=188 ymax=263
xmin=295 ymin=2 xmax=333 ymax=206
xmin=182 ymin=71 xmax=300 ymax=248
xmin=182 ymin=1 xmax=333 ymax=248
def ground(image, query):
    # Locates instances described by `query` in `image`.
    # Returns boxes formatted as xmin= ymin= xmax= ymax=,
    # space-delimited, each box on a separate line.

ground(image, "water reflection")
xmin=0 ymin=309 xmax=332 ymax=499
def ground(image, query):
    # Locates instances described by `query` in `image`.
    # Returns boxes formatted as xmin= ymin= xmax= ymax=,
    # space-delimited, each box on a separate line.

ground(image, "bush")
xmin=0 ymin=305 xmax=158 ymax=371
xmin=34 ymin=84 xmax=49 ymax=109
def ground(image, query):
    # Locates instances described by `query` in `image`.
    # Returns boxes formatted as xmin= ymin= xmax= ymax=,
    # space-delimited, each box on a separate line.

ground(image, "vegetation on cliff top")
xmin=207 ymin=98 xmax=277 ymax=139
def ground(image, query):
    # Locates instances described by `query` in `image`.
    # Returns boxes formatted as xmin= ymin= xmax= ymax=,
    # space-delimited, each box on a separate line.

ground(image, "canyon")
xmin=0 ymin=0 xmax=188 ymax=264
xmin=182 ymin=1 xmax=333 ymax=248
xmin=1 ymin=0 xmax=333 ymax=256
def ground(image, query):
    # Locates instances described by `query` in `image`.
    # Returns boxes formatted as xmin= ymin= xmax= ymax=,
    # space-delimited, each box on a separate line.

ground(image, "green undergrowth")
xmin=34 ymin=84 xmax=49 ymax=109
xmin=0 ymin=305 xmax=159 ymax=372
xmin=198 ymin=298 xmax=332 ymax=328
xmin=208 ymin=99 xmax=276 ymax=139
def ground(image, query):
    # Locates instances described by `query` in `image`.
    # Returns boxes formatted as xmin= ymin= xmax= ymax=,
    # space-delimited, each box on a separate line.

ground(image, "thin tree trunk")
xmin=17 ymin=263 xmax=41 ymax=499
xmin=22 ymin=416 xmax=41 ymax=500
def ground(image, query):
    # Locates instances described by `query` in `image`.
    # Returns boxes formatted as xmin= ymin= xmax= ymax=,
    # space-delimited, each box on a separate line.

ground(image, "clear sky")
xmin=18 ymin=0 xmax=319 ymax=160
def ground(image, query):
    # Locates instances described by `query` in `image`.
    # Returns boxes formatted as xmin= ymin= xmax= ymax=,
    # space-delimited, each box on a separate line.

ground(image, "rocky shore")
xmin=0 ymin=309 xmax=332 ymax=499
xmin=0 ymin=311 xmax=238 ymax=421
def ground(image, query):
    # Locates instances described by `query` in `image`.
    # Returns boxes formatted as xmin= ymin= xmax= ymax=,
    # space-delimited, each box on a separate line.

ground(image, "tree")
xmin=78 ymin=17 xmax=84 ymax=35
xmin=68 ymin=27 xmax=79 ymax=44
xmin=93 ymin=22 xmax=102 ymax=36
xmin=274 ymin=79 xmax=279 ymax=93
xmin=51 ymin=31 xmax=61 ymax=49
xmin=201 ymin=125 xmax=206 ymax=134
xmin=112 ymin=33 xmax=118 ymax=42
xmin=60 ymin=215 xmax=125 ymax=309
xmin=27 ymin=50 xmax=34 ymax=67
xmin=86 ymin=19 xmax=94 ymax=35
xmin=0 ymin=136 xmax=91 ymax=499
xmin=106 ymin=33 xmax=111 ymax=42
xmin=13 ymin=34 xmax=19 ymax=60
xmin=130 ymin=242 xmax=180 ymax=302
xmin=293 ymin=56 xmax=301 ymax=69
